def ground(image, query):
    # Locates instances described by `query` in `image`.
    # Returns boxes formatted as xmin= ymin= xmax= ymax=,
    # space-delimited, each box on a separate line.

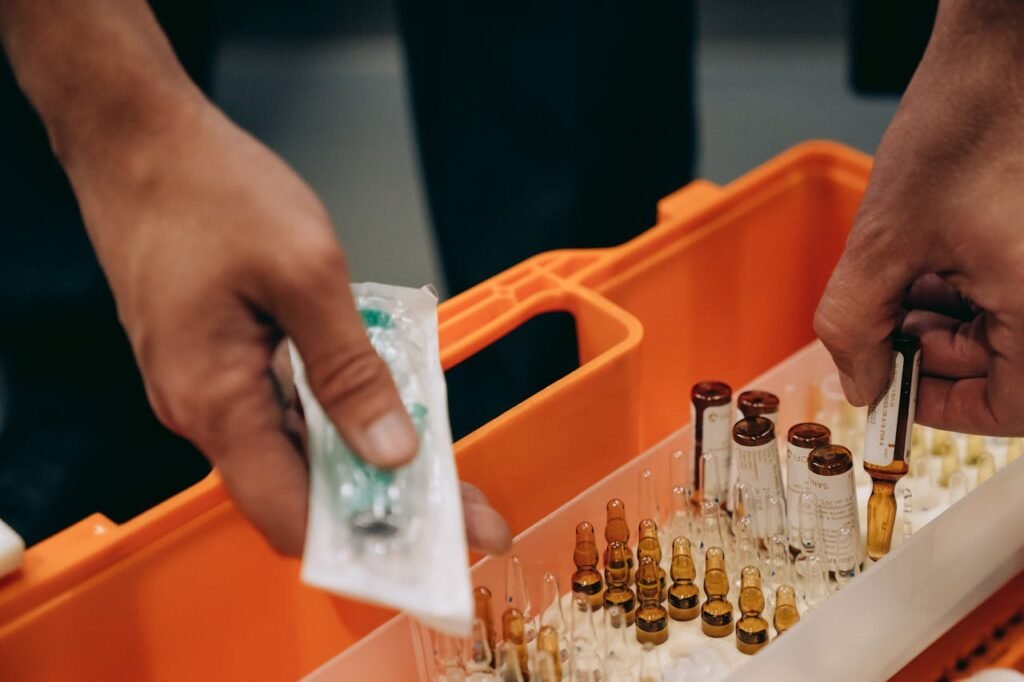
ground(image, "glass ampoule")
xmin=669 ymin=449 xmax=690 ymax=489
xmin=603 ymin=541 xmax=637 ymax=625
xmin=698 ymin=498 xmax=728 ymax=566
xmin=733 ymin=417 xmax=785 ymax=540
xmin=737 ymin=390 xmax=780 ymax=423
xmin=700 ymin=450 xmax=726 ymax=508
xmin=466 ymin=618 xmax=497 ymax=680
xmin=533 ymin=650 xmax=558 ymax=682
xmin=604 ymin=498 xmax=633 ymax=578
xmin=772 ymin=584 xmax=800 ymax=637
xmin=572 ymin=521 xmax=604 ymax=610
xmin=976 ymin=451 xmax=997 ymax=486
xmin=505 ymin=556 xmax=536 ymax=642
xmin=638 ymin=469 xmax=663 ymax=528
xmin=1008 ymin=439 xmax=1023 ymax=466
xmin=432 ymin=629 xmax=465 ymax=681
xmin=473 ymin=587 xmax=498 ymax=668
xmin=668 ymin=536 xmax=700 ymax=621
xmin=765 ymin=535 xmax=793 ymax=607
xmin=701 ymin=546 xmax=734 ymax=637
xmin=863 ymin=333 xmax=921 ymax=561
xmin=637 ymin=642 xmax=661 ymax=682
xmin=636 ymin=518 xmax=667 ymax=600
xmin=692 ymin=381 xmax=733 ymax=502
xmin=807 ymin=444 xmax=863 ymax=573
xmin=948 ymin=470 xmax=969 ymax=504
xmin=900 ymin=487 xmax=914 ymax=544
xmin=635 ymin=556 xmax=669 ymax=645
xmin=666 ymin=485 xmax=695 ymax=542
xmin=732 ymin=514 xmax=759 ymax=593
xmin=536 ymin=626 xmax=561 ymax=682
xmin=794 ymin=491 xmax=828 ymax=607
xmin=909 ymin=438 xmax=936 ymax=512
xmin=569 ymin=593 xmax=601 ymax=682
xmin=540 ymin=572 xmax=569 ymax=666
xmin=938 ymin=442 xmax=961 ymax=488
xmin=735 ymin=566 xmax=769 ymax=655
xmin=731 ymin=481 xmax=753 ymax=531
xmin=965 ymin=436 xmax=985 ymax=466
xmin=762 ymin=494 xmax=788 ymax=548
xmin=603 ymin=605 xmax=635 ymax=682
xmin=834 ymin=525 xmax=859 ymax=588
xmin=495 ymin=641 xmax=524 ymax=682
xmin=786 ymin=423 xmax=831 ymax=554
xmin=501 ymin=608 xmax=530 ymax=679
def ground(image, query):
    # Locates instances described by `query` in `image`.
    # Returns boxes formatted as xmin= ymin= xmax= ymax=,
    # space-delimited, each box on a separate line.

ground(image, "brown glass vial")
xmin=735 ymin=566 xmax=769 ymax=655
xmin=785 ymin=423 xmax=831 ymax=552
xmin=604 ymin=498 xmax=634 ymax=577
xmin=668 ymin=537 xmax=700 ymax=621
xmin=502 ymin=607 xmax=530 ymax=679
xmin=808 ymin=444 xmax=863 ymax=570
xmin=603 ymin=541 xmax=637 ymax=625
xmin=701 ymin=547 xmax=734 ymax=637
xmin=473 ymin=586 xmax=497 ymax=667
xmin=635 ymin=556 xmax=669 ymax=645
xmin=692 ymin=381 xmax=733 ymax=501
xmin=536 ymin=626 xmax=562 ymax=681
xmin=636 ymin=519 xmax=667 ymax=601
xmin=737 ymin=390 xmax=780 ymax=423
xmin=733 ymin=417 xmax=785 ymax=532
xmin=772 ymin=584 xmax=800 ymax=637
xmin=572 ymin=521 xmax=604 ymax=609
xmin=863 ymin=333 xmax=921 ymax=560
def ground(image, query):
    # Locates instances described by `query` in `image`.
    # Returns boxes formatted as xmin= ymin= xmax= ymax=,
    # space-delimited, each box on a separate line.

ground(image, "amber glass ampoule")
xmin=473 ymin=586 xmax=497 ymax=667
xmin=668 ymin=537 xmax=700 ymax=621
xmin=604 ymin=498 xmax=634 ymax=577
xmin=785 ymin=423 xmax=831 ymax=554
xmin=502 ymin=607 xmax=530 ymax=680
xmin=737 ymin=390 xmax=780 ymax=423
xmin=735 ymin=566 xmax=769 ymax=655
xmin=733 ymin=417 xmax=785 ymax=535
xmin=807 ymin=444 xmax=863 ymax=571
xmin=692 ymin=381 xmax=733 ymax=501
xmin=636 ymin=519 xmax=667 ymax=600
xmin=635 ymin=556 xmax=669 ymax=645
xmin=603 ymin=541 xmax=637 ymax=625
xmin=701 ymin=547 xmax=734 ymax=637
xmin=863 ymin=333 xmax=921 ymax=560
xmin=772 ymin=584 xmax=800 ymax=637
xmin=536 ymin=626 xmax=562 ymax=681
xmin=572 ymin=522 xmax=604 ymax=609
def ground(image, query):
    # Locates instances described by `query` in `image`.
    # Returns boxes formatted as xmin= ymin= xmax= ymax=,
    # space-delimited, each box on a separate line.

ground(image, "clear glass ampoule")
xmin=732 ymin=514 xmax=759 ymax=593
xmin=569 ymin=593 xmax=601 ymax=682
xmin=692 ymin=381 xmax=733 ymax=502
xmin=901 ymin=488 xmax=914 ymax=544
xmin=834 ymin=525 xmax=859 ymax=588
xmin=666 ymin=485 xmax=694 ymax=542
xmin=638 ymin=469 xmax=663 ymax=527
xmin=604 ymin=498 xmax=633 ymax=579
xmin=572 ymin=521 xmax=604 ymax=610
xmin=603 ymin=605 xmax=635 ymax=682
xmin=733 ymin=417 xmax=785 ymax=540
xmin=505 ymin=556 xmax=536 ymax=642
xmin=670 ymin=449 xmax=690 ymax=489
xmin=948 ymin=470 xmax=969 ymax=504
xmin=795 ymin=491 xmax=828 ymax=607
xmin=735 ymin=566 xmax=769 ymax=655
xmin=501 ymin=608 xmax=530 ymax=679
xmin=698 ymin=498 xmax=728 ymax=567
xmin=637 ymin=642 xmax=660 ymax=682
xmin=772 ymin=585 xmax=800 ymax=637
xmin=1008 ymin=439 xmax=1023 ymax=465
xmin=701 ymin=546 xmax=734 ymax=637
xmin=636 ymin=519 xmax=667 ymax=601
xmin=466 ymin=618 xmax=497 ymax=680
xmin=540 ymin=572 xmax=569 ymax=666
xmin=473 ymin=587 xmax=498 ymax=668
xmin=495 ymin=641 xmax=524 ymax=682
xmin=863 ymin=333 xmax=921 ymax=561
xmin=786 ymin=423 xmax=831 ymax=554
xmin=765 ymin=535 xmax=793 ymax=607
xmin=668 ymin=536 xmax=700 ymax=621
xmin=432 ymin=629 xmax=465 ymax=681
xmin=634 ymin=556 xmax=669 ymax=645
xmin=938 ymin=440 xmax=961 ymax=488
xmin=536 ymin=626 xmax=561 ymax=682
xmin=976 ymin=451 xmax=997 ymax=486
xmin=807 ymin=444 xmax=863 ymax=573
xmin=603 ymin=541 xmax=637 ymax=625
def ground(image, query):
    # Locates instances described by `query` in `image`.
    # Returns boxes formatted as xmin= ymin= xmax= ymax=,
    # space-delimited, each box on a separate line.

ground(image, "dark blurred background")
xmin=212 ymin=0 xmax=922 ymax=293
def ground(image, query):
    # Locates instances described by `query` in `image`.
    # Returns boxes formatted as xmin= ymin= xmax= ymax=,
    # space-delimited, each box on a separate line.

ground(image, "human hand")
xmin=60 ymin=90 xmax=511 ymax=555
xmin=815 ymin=0 xmax=1024 ymax=436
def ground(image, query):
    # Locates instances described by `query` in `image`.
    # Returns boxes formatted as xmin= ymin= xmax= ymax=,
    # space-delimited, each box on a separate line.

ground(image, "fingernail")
xmin=365 ymin=409 xmax=418 ymax=467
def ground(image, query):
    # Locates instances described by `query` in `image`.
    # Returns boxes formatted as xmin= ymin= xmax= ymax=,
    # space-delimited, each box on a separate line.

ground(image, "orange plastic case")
xmin=0 ymin=141 xmax=871 ymax=680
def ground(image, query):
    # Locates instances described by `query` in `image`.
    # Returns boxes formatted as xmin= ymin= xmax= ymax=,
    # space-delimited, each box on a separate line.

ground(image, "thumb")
xmin=814 ymin=214 xmax=919 ymax=406
xmin=269 ymin=245 xmax=418 ymax=469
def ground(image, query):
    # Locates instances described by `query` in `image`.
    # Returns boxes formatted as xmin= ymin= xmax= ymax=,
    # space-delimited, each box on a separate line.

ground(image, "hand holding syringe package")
xmin=291 ymin=283 xmax=473 ymax=636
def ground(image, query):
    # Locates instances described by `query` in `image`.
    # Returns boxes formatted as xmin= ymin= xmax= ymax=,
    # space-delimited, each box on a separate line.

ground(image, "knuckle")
xmin=306 ymin=344 xmax=388 ymax=408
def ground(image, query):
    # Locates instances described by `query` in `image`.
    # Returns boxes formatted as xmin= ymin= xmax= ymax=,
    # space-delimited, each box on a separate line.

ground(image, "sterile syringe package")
xmin=291 ymin=283 xmax=472 ymax=636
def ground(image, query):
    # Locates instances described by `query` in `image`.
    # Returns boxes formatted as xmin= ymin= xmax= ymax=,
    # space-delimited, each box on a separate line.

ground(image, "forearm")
xmin=0 ymin=0 xmax=202 ymax=169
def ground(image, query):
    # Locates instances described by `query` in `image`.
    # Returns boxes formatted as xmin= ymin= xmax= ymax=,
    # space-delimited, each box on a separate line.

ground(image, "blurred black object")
xmin=849 ymin=0 xmax=938 ymax=95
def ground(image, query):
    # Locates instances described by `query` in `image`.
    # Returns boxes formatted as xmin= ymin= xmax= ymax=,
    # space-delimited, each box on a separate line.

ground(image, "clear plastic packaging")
xmin=292 ymin=283 xmax=472 ymax=635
